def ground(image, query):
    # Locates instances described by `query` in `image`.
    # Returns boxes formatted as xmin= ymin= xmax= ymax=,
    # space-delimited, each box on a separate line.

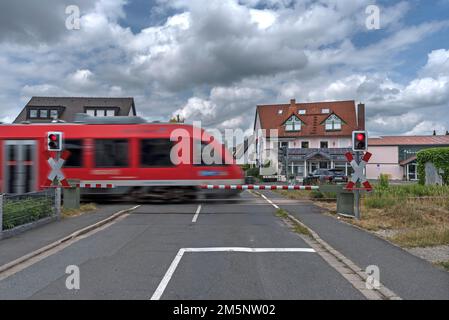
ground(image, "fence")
xmin=0 ymin=188 xmax=61 ymax=237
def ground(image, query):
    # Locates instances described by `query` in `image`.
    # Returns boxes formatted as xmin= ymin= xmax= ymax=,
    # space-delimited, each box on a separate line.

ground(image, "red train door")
xmin=3 ymin=140 xmax=38 ymax=194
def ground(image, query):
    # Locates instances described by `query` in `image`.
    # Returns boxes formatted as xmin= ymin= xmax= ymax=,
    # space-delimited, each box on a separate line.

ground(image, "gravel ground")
xmin=406 ymin=245 xmax=449 ymax=263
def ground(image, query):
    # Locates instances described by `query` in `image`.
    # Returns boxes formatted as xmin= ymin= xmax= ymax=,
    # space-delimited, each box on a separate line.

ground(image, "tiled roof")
xmin=256 ymin=99 xmax=361 ymax=137
xmin=14 ymin=96 xmax=136 ymax=123
xmin=369 ymin=135 xmax=449 ymax=146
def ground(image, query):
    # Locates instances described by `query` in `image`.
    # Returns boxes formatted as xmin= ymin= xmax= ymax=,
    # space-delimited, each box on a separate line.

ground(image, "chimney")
xmin=290 ymin=99 xmax=296 ymax=106
xmin=357 ymin=102 xmax=365 ymax=130
xmin=446 ymin=131 xmax=449 ymax=136
xmin=433 ymin=130 xmax=436 ymax=136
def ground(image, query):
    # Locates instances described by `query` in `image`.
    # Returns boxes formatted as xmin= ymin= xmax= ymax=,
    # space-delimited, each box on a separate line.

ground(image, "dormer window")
xmin=85 ymin=108 xmax=118 ymax=117
xmin=285 ymin=115 xmax=302 ymax=132
xmin=278 ymin=109 xmax=283 ymax=115
xmin=27 ymin=107 xmax=61 ymax=120
xmin=325 ymin=114 xmax=342 ymax=131
xmin=298 ymin=109 xmax=306 ymax=115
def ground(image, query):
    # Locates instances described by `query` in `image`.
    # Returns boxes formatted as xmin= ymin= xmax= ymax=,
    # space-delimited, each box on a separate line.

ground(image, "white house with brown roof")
xmin=254 ymin=99 xmax=365 ymax=180
xmin=367 ymin=135 xmax=449 ymax=181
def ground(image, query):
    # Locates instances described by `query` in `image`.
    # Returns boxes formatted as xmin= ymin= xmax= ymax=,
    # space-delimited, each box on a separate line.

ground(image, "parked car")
xmin=245 ymin=176 xmax=256 ymax=184
xmin=303 ymin=169 xmax=348 ymax=185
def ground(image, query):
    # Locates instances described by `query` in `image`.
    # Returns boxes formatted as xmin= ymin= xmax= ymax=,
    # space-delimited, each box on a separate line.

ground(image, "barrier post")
xmin=55 ymin=187 xmax=62 ymax=218
xmin=63 ymin=186 xmax=80 ymax=210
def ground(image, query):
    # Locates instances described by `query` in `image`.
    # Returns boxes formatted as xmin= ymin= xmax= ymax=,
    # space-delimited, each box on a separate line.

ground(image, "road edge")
xmin=250 ymin=190 xmax=402 ymax=300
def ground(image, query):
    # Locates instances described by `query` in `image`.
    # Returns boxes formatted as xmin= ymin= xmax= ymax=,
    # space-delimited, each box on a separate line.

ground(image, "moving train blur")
xmin=0 ymin=115 xmax=245 ymax=201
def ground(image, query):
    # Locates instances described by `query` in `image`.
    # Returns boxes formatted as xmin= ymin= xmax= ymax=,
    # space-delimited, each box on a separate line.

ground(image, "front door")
xmin=3 ymin=140 xmax=37 ymax=194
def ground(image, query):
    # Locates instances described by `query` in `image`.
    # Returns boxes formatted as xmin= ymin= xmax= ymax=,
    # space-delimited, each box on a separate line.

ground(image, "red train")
xmin=0 ymin=116 xmax=244 ymax=200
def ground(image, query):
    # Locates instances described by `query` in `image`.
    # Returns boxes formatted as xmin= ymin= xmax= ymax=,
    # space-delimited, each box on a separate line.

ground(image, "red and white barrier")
xmin=200 ymin=185 xmax=319 ymax=191
xmin=76 ymin=183 xmax=115 ymax=189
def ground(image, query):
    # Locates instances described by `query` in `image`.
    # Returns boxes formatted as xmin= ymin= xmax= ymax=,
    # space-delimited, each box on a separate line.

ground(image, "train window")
xmin=95 ymin=139 xmax=129 ymax=168
xmin=140 ymin=139 xmax=175 ymax=167
xmin=194 ymin=140 xmax=227 ymax=166
xmin=64 ymin=140 xmax=83 ymax=168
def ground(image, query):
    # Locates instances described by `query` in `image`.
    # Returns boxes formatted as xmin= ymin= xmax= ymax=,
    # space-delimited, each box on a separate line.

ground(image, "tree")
xmin=169 ymin=114 xmax=184 ymax=123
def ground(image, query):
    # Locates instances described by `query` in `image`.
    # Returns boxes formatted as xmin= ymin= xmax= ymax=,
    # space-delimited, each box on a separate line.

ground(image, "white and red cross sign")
xmin=345 ymin=152 xmax=373 ymax=191
xmin=44 ymin=150 xmax=71 ymax=187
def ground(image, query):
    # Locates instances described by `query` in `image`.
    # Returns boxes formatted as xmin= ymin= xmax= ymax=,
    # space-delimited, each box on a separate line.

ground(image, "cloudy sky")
xmin=0 ymin=0 xmax=448 ymax=136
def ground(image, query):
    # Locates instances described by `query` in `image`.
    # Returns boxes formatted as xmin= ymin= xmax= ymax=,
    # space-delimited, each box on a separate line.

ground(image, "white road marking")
xmin=151 ymin=248 xmax=186 ymax=301
xmin=184 ymin=247 xmax=315 ymax=253
xmin=192 ymin=205 xmax=202 ymax=223
xmin=150 ymin=247 xmax=315 ymax=300
xmin=260 ymin=193 xmax=279 ymax=209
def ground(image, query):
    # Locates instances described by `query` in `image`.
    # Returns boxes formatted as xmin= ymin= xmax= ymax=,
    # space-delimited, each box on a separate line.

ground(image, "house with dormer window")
xmin=13 ymin=97 xmax=137 ymax=123
xmin=253 ymin=99 xmax=365 ymax=180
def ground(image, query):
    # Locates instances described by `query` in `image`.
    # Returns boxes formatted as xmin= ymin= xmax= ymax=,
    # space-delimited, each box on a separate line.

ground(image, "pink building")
xmin=367 ymin=135 xmax=449 ymax=181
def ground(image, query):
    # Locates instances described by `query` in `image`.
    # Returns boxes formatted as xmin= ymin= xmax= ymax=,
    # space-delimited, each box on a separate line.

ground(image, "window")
xmin=285 ymin=115 xmax=302 ymax=132
xmin=325 ymin=114 xmax=342 ymax=131
xmin=140 ymin=139 xmax=175 ymax=167
xmin=301 ymin=141 xmax=309 ymax=149
xmin=321 ymin=108 xmax=330 ymax=114
xmin=194 ymin=140 xmax=226 ymax=166
xmin=279 ymin=141 xmax=288 ymax=148
xmin=320 ymin=141 xmax=328 ymax=149
xmin=29 ymin=109 xmax=38 ymax=118
xmin=86 ymin=108 xmax=116 ymax=117
xmin=278 ymin=110 xmax=283 ymax=115
xmin=40 ymin=109 xmax=48 ymax=118
xmin=95 ymin=139 xmax=129 ymax=167
xmin=298 ymin=110 xmax=306 ymax=115
xmin=50 ymin=110 xmax=58 ymax=119
xmin=64 ymin=140 xmax=83 ymax=167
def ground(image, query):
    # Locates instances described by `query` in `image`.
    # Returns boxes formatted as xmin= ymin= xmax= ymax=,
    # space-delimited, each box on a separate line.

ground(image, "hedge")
xmin=417 ymin=147 xmax=449 ymax=185
xmin=2 ymin=198 xmax=54 ymax=230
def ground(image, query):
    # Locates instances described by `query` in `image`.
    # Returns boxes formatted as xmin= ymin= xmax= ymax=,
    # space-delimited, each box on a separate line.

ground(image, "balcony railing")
xmin=279 ymin=148 xmax=352 ymax=162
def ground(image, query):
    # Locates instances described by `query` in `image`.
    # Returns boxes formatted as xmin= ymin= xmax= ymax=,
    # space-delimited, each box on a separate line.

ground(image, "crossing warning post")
xmin=345 ymin=130 xmax=373 ymax=220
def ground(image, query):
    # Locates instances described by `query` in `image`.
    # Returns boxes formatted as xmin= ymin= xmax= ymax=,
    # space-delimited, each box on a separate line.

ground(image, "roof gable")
xmin=256 ymin=100 xmax=358 ymax=137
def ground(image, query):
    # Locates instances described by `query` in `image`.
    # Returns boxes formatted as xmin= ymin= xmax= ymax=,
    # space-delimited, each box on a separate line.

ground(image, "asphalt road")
xmin=0 ymin=191 xmax=366 ymax=300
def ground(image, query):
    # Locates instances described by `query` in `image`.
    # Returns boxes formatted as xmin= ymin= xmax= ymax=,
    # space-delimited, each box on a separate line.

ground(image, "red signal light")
xmin=49 ymin=134 xmax=57 ymax=141
xmin=356 ymin=133 xmax=365 ymax=141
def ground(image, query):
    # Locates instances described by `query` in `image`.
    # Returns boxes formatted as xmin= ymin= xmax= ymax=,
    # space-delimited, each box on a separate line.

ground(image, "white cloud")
xmin=0 ymin=0 xmax=448 ymax=135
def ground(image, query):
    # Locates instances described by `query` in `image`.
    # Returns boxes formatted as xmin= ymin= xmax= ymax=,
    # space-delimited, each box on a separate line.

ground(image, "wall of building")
xmin=288 ymin=137 xmax=351 ymax=149
xmin=366 ymin=146 xmax=403 ymax=180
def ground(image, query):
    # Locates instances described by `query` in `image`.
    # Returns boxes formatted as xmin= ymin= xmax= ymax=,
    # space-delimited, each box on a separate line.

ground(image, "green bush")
xmin=379 ymin=173 xmax=390 ymax=189
xmin=417 ymin=147 xmax=449 ymax=185
xmin=245 ymin=167 xmax=260 ymax=178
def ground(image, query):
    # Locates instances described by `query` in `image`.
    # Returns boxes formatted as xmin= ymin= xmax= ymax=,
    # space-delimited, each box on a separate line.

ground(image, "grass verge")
xmin=62 ymin=203 xmax=97 ymax=218
xmin=436 ymin=261 xmax=449 ymax=271
xmin=276 ymin=184 xmax=449 ymax=248
xmin=276 ymin=208 xmax=311 ymax=236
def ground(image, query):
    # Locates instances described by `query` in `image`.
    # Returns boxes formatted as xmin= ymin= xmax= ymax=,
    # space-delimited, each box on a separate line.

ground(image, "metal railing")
xmin=0 ymin=188 xmax=61 ymax=232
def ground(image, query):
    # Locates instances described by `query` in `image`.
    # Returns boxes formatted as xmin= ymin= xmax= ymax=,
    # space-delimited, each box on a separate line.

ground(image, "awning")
xmin=399 ymin=155 xmax=417 ymax=166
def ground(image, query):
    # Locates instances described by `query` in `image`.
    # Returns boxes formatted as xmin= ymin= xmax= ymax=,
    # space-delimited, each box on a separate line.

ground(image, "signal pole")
xmin=354 ymin=151 xmax=361 ymax=220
